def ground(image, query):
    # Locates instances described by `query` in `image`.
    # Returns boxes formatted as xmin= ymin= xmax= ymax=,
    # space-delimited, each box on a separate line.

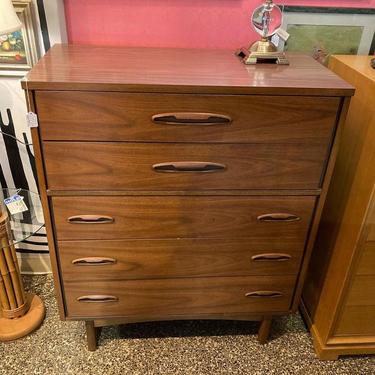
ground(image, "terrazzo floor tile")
xmin=0 ymin=275 xmax=374 ymax=375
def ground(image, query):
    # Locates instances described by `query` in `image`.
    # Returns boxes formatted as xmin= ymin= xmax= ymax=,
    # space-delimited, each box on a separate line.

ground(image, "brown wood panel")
xmin=335 ymin=305 xmax=375 ymax=336
xmin=367 ymin=205 xmax=375 ymax=242
xmin=64 ymin=275 xmax=296 ymax=318
xmin=345 ymin=275 xmax=375 ymax=306
xmin=291 ymin=98 xmax=349 ymax=313
xmin=24 ymin=45 xmax=354 ymax=96
xmin=43 ymin=142 xmax=327 ymax=191
xmin=356 ymin=242 xmax=375 ymax=276
xmin=36 ymin=91 xmax=339 ymax=143
xmin=58 ymin=238 xmax=304 ymax=280
xmin=47 ymin=189 xmax=322 ymax=197
xmin=28 ymin=92 xmax=66 ymax=320
xmin=301 ymin=56 xmax=375 ymax=349
xmin=52 ymin=195 xmax=315 ymax=241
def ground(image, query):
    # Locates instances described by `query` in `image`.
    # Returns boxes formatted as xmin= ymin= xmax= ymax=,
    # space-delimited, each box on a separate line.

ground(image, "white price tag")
xmin=271 ymin=33 xmax=280 ymax=47
xmin=26 ymin=112 xmax=39 ymax=128
xmin=277 ymin=28 xmax=290 ymax=41
xmin=4 ymin=195 xmax=28 ymax=215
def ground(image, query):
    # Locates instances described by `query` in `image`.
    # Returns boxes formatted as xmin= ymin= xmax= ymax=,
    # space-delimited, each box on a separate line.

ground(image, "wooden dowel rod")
xmin=3 ymin=243 xmax=24 ymax=307
xmin=0 ymin=248 xmax=17 ymax=309
xmin=0 ymin=274 xmax=10 ymax=310
xmin=10 ymin=243 xmax=25 ymax=301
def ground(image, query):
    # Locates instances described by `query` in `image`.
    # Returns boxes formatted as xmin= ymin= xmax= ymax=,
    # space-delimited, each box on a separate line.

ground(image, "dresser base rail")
xmin=83 ymin=315 xmax=274 ymax=351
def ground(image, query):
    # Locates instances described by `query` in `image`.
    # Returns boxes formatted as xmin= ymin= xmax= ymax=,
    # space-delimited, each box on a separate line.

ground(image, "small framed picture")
xmin=279 ymin=6 xmax=375 ymax=65
xmin=0 ymin=0 xmax=40 ymax=74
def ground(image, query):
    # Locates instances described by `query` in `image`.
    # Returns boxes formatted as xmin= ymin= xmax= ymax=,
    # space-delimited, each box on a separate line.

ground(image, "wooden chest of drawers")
xmin=301 ymin=55 xmax=375 ymax=360
xmin=24 ymin=45 xmax=353 ymax=351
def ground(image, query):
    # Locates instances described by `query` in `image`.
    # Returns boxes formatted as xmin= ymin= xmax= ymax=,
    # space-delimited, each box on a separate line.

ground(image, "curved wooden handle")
xmin=152 ymin=112 xmax=232 ymax=126
xmin=245 ymin=291 xmax=283 ymax=298
xmin=251 ymin=253 xmax=292 ymax=262
xmin=77 ymin=295 xmax=119 ymax=303
xmin=68 ymin=215 xmax=114 ymax=224
xmin=72 ymin=257 xmax=117 ymax=266
xmin=153 ymin=161 xmax=226 ymax=173
xmin=257 ymin=213 xmax=301 ymax=222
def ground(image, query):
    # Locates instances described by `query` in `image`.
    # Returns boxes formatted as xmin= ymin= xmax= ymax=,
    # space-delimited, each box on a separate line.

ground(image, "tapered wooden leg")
xmin=258 ymin=316 xmax=272 ymax=344
xmin=85 ymin=321 xmax=98 ymax=351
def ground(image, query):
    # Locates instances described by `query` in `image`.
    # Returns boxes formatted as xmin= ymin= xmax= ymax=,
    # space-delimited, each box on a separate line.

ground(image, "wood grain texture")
xmin=301 ymin=55 xmax=375 ymax=358
xmin=46 ymin=189 xmax=322 ymax=197
xmin=335 ymin=306 xmax=375 ymax=336
xmin=356 ymin=242 xmax=375 ymax=275
xmin=344 ymin=275 xmax=375 ymax=306
xmin=43 ymin=142 xmax=328 ymax=191
xmin=64 ymin=275 xmax=296 ymax=319
xmin=290 ymin=97 xmax=349 ymax=313
xmin=367 ymin=206 xmax=375 ymax=242
xmin=23 ymin=45 xmax=354 ymax=96
xmin=58 ymin=238 xmax=304 ymax=280
xmin=35 ymin=91 xmax=339 ymax=143
xmin=51 ymin=195 xmax=315 ymax=241
xmin=27 ymin=92 xmax=66 ymax=320
xmin=24 ymin=45 xmax=351 ymax=348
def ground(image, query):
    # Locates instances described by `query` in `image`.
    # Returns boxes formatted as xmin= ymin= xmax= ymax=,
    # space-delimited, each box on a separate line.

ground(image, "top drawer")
xmin=35 ymin=92 xmax=339 ymax=143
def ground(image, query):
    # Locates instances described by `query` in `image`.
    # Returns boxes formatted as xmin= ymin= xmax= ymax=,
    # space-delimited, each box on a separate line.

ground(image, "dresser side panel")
xmin=29 ymin=90 xmax=66 ymax=319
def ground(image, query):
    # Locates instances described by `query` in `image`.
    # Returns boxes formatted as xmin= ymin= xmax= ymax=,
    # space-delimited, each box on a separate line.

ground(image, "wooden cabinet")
xmin=24 ymin=45 xmax=353 ymax=350
xmin=301 ymin=55 xmax=375 ymax=360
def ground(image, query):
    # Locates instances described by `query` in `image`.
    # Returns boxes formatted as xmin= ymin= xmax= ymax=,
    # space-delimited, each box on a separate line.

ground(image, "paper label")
xmin=26 ymin=112 xmax=39 ymax=128
xmin=277 ymin=28 xmax=290 ymax=41
xmin=4 ymin=195 xmax=28 ymax=215
xmin=271 ymin=33 xmax=280 ymax=47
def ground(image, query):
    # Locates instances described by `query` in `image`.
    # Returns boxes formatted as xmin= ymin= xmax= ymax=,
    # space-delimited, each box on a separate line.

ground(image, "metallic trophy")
xmin=242 ymin=0 xmax=289 ymax=65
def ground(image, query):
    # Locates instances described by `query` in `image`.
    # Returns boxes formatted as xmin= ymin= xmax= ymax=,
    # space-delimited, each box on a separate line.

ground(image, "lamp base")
xmin=249 ymin=38 xmax=278 ymax=54
xmin=235 ymin=38 xmax=289 ymax=65
xmin=0 ymin=293 xmax=45 ymax=341
xmin=245 ymin=51 xmax=289 ymax=65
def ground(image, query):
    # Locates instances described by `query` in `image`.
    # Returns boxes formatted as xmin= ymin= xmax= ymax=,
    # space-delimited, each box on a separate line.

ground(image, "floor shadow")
xmin=111 ymin=319 xmax=260 ymax=340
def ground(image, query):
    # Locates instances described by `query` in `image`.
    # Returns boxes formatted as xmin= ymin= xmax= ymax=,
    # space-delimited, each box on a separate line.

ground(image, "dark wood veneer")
xmin=24 ymin=45 xmax=352 ymax=350
xmin=24 ymin=45 xmax=353 ymax=96
xmin=43 ymin=142 xmax=328 ymax=191
xmin=51 ymin=195 xmax=315 ymax=241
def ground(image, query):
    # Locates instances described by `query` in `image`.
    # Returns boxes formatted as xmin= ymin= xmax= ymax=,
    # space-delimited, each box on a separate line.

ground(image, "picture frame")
xmin=279 ymin=6 xmax=375 ymax=65
xmin=0 ymin=0 xmax=40 ymax=74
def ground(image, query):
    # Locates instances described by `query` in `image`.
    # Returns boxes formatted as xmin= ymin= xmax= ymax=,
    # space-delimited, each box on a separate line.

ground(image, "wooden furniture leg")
xmin=86 ymin=321 xmax=98 ymax=351
xmin=258 ymin=316 xmax=272 ymax=344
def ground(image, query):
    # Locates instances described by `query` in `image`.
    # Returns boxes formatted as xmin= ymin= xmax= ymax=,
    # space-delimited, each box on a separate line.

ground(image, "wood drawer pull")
xmin=68 ymin=215 xmax=114 ymax=224
xmin=257 ymin=213 xmax=301 ymax=222
xmin=152 ymin=112 xmax=231 ymax=126
xmin=77 ymin=295 xmax=119 ymax=303
xmin=72 ymin=257 xmax=117 ymax=266
xmin=251 ymin=253 xmax=292 ymax=262
xmin=153 ymin=161 xmax=226 ymax=173
xmin=245 ymin=291 xmax=283 ymax=298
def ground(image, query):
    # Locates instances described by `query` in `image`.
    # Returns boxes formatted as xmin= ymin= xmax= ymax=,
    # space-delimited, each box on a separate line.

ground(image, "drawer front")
xmin=58 ymin=238 xmax=304 ymax=280
xmin=356 ymin=242 xmax=375 ymax=276
xmin=336 ymin=306 xmax=375 ymax=336
xmin=64 ymin=275 xmax=296 ymax=318
xmin=52 ymin=196 xmax=315 ymax=240
xmin=367 ymin=204 xmax=375 ymax=242
xmin=345 ymin=275 xmax=375 ymax=306
xmin=36 ymin=91 xmax=339 ymax=144
xmin=43 ymin=142 xmax=327 ymax=191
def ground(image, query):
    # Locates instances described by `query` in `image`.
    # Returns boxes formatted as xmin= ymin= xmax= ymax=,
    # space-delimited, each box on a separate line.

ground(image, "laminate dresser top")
xmin=23 ymin=44 xmax=354 ymax=96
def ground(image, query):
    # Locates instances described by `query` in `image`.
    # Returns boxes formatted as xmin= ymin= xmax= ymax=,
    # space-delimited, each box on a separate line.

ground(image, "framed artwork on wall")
xmin=279 ymin=6 xmax=375 ymax=65
xmin=0 ymin=0 xmax=40 ymax=74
